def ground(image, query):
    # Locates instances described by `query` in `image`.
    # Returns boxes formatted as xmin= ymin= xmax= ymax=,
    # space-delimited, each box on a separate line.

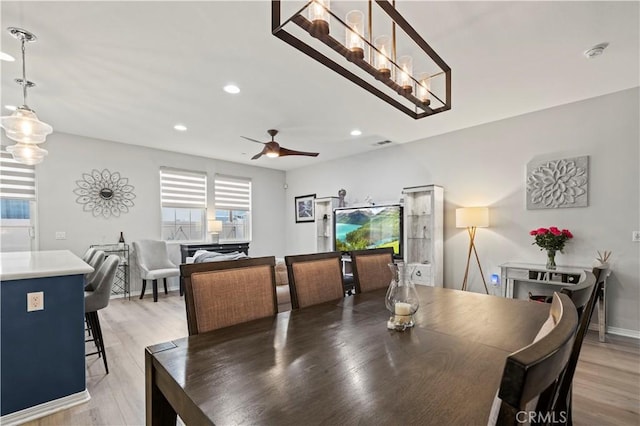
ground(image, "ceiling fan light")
xmin=6 ymin=142 xmax=48 ymax=165
xmin=266 ymin=151 xmax=279 ymax=158
xmin=1 ymin=106 xmax=52 ymax=143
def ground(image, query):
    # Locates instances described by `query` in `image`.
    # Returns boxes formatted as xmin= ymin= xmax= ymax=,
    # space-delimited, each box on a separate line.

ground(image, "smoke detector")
xmin=583 ymin=42 xmax=609 ymax=59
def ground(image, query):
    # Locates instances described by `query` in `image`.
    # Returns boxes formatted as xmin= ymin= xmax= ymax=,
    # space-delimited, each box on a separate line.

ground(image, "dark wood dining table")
xmin=145 ymin=286 xmax=549 ymax=426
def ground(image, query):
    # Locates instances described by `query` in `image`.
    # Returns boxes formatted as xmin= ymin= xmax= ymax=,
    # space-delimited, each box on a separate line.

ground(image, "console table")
xmin=179 ymin=242 xmax=249 ymax=264
xmin=500 ymin=262 xmax=607 ymax=342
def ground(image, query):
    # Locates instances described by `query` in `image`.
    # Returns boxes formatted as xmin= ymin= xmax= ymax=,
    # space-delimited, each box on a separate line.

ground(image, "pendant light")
xmin=1 ymin=27 xmax=52 ymax=165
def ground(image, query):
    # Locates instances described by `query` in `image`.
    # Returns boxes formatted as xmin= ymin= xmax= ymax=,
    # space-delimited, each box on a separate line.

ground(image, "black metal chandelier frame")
xmin=272 ymin=0 xmax=452 ymax=119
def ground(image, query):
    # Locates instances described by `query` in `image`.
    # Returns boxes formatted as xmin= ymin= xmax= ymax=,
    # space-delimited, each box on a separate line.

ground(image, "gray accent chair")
xmin=85 ymin=254 xmax=119 ymax=374
xmin=132 ymin=240 xmax=180 ymax=302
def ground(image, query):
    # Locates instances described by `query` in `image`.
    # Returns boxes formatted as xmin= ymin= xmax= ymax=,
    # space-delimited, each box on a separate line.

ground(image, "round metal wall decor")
xmin=74 ymin=169 xmax=136 ymax=218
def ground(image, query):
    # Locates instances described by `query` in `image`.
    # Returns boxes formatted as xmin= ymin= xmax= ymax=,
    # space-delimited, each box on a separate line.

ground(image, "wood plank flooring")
xmin=23 ymin=292 xmax=640 ymax=426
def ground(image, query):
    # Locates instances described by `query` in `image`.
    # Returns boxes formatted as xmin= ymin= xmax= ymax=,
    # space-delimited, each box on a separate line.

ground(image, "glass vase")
xmin=385 ymin=263 xmax=419 ymax=331
xmin=546 ymin=250 xmax=557 ymax=270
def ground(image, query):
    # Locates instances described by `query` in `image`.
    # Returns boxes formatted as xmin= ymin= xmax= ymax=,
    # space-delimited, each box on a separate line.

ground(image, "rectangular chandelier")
xmin=272 ymin=0 xmax=451 ymax=119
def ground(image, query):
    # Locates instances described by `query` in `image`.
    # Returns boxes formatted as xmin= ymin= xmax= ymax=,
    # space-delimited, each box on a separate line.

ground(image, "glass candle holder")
xmin=374 ymin=35 xmax=392 ymax=80
xmin=417 ymin=72 xmax=431 ymax=105
xmin=345 ymin=10 xmax=365 ymax=61
xmin=385 ymin=263 xmax=420 ymax=331
xmin=308 ymin=0 xmax=330 ymax=38
xmin=397 ymin=55 xmax=413 ymax=94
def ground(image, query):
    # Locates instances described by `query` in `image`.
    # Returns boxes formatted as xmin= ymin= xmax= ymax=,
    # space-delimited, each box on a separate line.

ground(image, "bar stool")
xmin=85 ymin=255 xmax=119 ymax=374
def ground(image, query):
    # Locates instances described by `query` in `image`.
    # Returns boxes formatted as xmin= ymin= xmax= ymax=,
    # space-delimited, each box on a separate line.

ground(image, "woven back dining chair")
xmin=489 ymin=292 xmax=578 ymax=426
xmin=350 ymin=248 xmax=395 ymax=293
xmin=181 ymin=256 xmax=278 ymax=336
xmin=285 ymin=251 xmax=344 ymax=309
xmin=553 ymin=267 xmax=608 ymax=425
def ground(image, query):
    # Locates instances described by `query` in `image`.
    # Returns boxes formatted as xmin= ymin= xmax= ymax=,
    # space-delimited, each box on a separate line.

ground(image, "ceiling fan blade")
xmin=278 ymin=147 xmax=320 ymax=157
xmin=241 ymin=136 xmax=266 ymax=145
xmin=251 ymin=146 xmax=268 ymax=160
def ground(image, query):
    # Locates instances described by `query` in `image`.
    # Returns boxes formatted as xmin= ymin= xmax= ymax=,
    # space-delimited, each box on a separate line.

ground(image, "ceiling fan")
xmin=241 ymin=129 xmax=320 ymax=160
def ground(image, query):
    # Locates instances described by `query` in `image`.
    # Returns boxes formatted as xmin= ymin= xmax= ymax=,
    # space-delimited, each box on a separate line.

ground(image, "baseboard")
xmin=0 ymin=389 xmax=90 ymax=425
xmin=607 ymin=326 xmax=640 ymax=339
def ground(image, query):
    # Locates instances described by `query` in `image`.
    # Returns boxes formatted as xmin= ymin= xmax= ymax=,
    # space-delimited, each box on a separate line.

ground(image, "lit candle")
xmin=395 ymin=302 xmax=412 ymax=316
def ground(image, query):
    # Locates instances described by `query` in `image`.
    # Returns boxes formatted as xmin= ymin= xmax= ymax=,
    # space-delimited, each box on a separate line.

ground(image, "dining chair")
xmin=285 ymin=251 xmax=344 ymax=309
xmin=489 ymin=292 xmax=578 ymax=426
xmin=85 ymin=254 xmax=119 ymax=374
xmin=132 ymin=240 xmax=180 ymax=302
xmin=84 ymin=250 xmax=105 ymax=291
xmin=553 ymin=267 xmax=608 ymax=425
xmin=350 ymin=247 xmax=395 ymax=293
xmin=181 ymin=256 xmax=277 ymax=336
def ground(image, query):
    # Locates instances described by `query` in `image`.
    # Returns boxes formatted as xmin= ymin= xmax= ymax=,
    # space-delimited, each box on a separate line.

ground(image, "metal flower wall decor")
xmin=74 ymin=169 xmax=136 ymax=218
xmin=526 ymin=156 xmax=588 ymax=209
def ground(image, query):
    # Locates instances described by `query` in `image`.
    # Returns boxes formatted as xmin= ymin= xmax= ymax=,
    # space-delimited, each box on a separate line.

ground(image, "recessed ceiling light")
xmin=223 ymin=84 xmax=240 ymax=94
xmin=350 ymin=129 xmax=362 ymax=136
xmin=4 ymin=105 xmax=17 ymax=111
xmin=0 ymin=51 xmax=15 ymax=62
xmin=173 ymin=124 xmax=187 ymax=131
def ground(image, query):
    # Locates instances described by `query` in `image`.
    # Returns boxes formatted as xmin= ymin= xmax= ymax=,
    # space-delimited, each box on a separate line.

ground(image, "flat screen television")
xmin=334 ymin=204 xmax=403 ymax=258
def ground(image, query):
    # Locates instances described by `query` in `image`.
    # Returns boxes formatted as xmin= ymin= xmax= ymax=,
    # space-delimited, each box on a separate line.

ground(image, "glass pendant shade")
xmin=345 ymin=10 xmax=365 ymax=60
xmin=6 ymin=142 xmax=48 ymax=165
xmin=397 ymin=55 xmax=413 ymax=93
xmin=374 ymin=35 xmax=392 ymax=79
xmin=308 ymin=0 xmax=330 ymax=37
xmin=1 ymin=107 xmax=53 ymax=144
xmin=417 ymin=72 xmax=431 ymax=104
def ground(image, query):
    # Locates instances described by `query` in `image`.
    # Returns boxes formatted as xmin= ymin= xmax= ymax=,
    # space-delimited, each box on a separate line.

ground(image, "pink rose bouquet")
xmin=529 ymin=227 xmax=573 ymax=252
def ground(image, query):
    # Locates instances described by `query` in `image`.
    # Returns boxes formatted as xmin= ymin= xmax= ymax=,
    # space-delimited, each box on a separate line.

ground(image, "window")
xmin=214 ymin=175 xmax=251 ymax=242
xmin=0 ymin=150 xmax=36 ymax=251
xmin=160 ymin=168 xmax=207 ymax=241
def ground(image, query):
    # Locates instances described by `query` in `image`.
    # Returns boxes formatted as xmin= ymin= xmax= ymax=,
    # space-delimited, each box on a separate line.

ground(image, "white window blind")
xmin=160 ymin=168 xmax=207 ymax=208
xmin=0 ymin=150 xmax=36 ymax=200
xmin=214 ymin=175 xmax=251 ymax=211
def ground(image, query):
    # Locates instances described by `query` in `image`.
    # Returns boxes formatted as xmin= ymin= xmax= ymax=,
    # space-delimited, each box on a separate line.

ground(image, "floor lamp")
xmin=456 ymin=207 xmax=489 ymax=294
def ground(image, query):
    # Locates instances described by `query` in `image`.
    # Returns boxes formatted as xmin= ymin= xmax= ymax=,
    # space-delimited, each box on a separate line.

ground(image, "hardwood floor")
xmin=23 ymin=292 xmax=639 ymax=426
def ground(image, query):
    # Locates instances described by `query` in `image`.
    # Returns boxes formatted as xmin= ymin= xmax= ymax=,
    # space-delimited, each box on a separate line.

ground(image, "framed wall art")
xmin=295 ymin=194 xmax=316 ymax=223
xmin=526 ymin=156 xmax=588 ymax=210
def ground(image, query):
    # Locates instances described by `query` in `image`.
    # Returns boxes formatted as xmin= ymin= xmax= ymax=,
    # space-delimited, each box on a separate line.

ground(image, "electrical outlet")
xmin=633 ymin=231 xmax=640 ymax=242
xmin=27 ymin=291 xmax=44 ymax=312
xmin=55 ymin=231 xmax=66 ymax=240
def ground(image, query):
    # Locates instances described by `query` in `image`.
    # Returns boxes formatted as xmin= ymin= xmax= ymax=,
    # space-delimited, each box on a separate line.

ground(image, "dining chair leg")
xmin=163 ymin=278 xmax=168 ymax=294
xmin=140 ymin=279 xmax=147 ymax=299
xmin=179 ymin=278 xmax=184 ymax=297
xmin=152 ymin=279 xmax=158 ymax=302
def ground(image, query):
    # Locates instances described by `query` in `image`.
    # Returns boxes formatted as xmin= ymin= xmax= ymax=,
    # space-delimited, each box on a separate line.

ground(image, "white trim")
xmin=607 ymin=326 xmax=640 ymax=339
xmin=0 ymin=389 xmax=90 ymax=425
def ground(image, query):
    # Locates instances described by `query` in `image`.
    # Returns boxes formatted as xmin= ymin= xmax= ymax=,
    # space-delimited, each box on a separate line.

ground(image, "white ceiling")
xmin=1 ymin=1 xmax=638 ymax=171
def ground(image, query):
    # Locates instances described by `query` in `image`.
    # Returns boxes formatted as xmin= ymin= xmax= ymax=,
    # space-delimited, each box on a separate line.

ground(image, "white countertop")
xmin=0 ymin=250 xmax=93 ymax=281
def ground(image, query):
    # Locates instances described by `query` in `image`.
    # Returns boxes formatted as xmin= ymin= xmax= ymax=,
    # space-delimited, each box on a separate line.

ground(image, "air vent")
xmin=373 ymin=140 xmax=392 ymax=146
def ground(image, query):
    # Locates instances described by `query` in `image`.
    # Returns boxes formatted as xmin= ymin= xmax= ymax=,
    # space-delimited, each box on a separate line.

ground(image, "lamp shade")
xmin=456 ymin=207 xmax=489 ymax=228
xmin=208 ymin=220 xmax=223 ymax=233
xmin=1 ymin=107 xmax=53 ymax=144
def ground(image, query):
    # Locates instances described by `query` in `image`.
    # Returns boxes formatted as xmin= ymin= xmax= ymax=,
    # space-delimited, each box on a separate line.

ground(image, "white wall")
xmin=284 ymin=88 xmax=640 ymax=333
xmin=34 ymin=133 xmax=287 ymax=293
